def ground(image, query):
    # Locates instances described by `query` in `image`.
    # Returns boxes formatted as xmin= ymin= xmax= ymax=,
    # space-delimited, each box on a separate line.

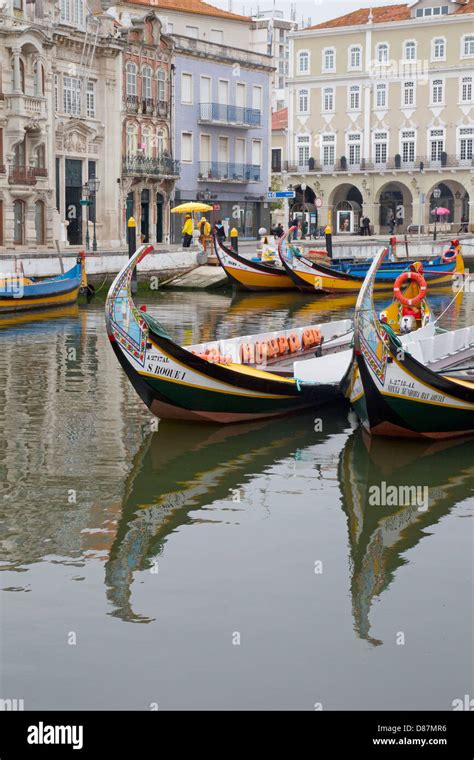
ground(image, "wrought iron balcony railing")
xmin=198 ymin=162 xmax=261 ymax=182
xmin=123 ymin=95 xmax=139 ymax=113
xmin=123 ymin=155 xmax=180 ymax=178
xmin=199 ymin=103 xmax=261 ymax=127
xmin=282 ymin=154 xmax=474 ymax=174
xmin=8 ymin=165 xmax=37 ymax=185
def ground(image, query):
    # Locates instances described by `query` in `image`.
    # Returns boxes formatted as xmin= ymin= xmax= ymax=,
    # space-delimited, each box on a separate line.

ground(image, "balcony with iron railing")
xmin=283 ymin=153 xmax=474 ymax=174
xmin=123 ymin=96 xmax=170 ymax=117
xmin=123 ymin=154 xmax=180 ymax=178
xmin=199 ymin=103 xmax=261 ymax=128
xmin=198 ymin=162 xmax=261 ymax=182
xmin=8 ymin=165 xmax=37 ymax=185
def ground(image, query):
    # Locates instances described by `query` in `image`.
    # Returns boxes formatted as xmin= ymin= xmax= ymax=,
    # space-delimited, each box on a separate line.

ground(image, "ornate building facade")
xmin=120 ymin=13 xmax=177 ymax=245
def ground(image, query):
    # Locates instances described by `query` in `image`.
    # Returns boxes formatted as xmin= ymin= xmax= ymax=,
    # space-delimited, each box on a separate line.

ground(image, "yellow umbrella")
xmin=171 ymin=202 xmax=213 ymax=214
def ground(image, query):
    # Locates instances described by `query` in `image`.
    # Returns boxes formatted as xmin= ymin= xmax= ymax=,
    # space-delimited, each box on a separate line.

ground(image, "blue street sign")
xmin=267 ymin=190 xmax=296 ymax=200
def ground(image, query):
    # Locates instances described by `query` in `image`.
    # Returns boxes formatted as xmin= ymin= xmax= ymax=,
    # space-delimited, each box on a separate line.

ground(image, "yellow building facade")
xmin=286 ymin=1 xmax=474 ymax=234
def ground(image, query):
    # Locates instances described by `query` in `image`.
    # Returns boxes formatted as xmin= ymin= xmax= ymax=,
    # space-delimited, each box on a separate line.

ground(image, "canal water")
xmin=0 ymin=287 xmax=473 ymax=710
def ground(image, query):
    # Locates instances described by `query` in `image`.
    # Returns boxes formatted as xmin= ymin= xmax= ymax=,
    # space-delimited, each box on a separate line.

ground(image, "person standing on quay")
xmin=198 ymin=216 xmax=211 ymax=251
xmin=214 ymin=220 xmax=226 ymax=243
xmin=182 ymin=214 xmax=194 ymax=248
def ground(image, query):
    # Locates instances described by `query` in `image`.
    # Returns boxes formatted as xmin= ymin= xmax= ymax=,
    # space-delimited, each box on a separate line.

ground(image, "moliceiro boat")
xmin=0 ymin=255 xmax=86 ymax=313
xmin=214 ymin=233 xmax=294 ymax=291
xmin=105 ymin=244 xmax=358 ymax=424
xmin=344 ymin=247 xmax=474 ymax=439
xmin=279 ymin=230 xmax=465 ymax=294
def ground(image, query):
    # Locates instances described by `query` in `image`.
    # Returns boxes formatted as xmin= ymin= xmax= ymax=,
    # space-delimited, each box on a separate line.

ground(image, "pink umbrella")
xmin=431 ymin=207 xmax=450 ymax=215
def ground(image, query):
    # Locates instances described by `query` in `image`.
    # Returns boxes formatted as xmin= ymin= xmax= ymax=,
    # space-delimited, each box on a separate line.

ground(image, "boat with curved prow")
xmin=278 ymin=229 xmax=465 ymax=294
xmin=213 ymin=233 xmax=295 ymax=291
xmin=345 ymin=246 xmax=474 ymax=439
xmin=105 ymin=244 xmax=358 ymax=424
xmin=0 ymin=255 xmax=86 ymax=313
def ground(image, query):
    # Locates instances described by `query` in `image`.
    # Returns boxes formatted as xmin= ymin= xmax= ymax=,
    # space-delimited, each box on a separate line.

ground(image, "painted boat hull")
xmin=347 ymin=248 xmax=474 ymax=439
xmin=278 ymin=235 xmax=464 ymax=294
xmin=214 ymin=235 xmax=294 ymax=291
xmin=0 ymin=260 xmax=84 ymax=313
xmin=106 ymin=244 xmax=346 ymax=424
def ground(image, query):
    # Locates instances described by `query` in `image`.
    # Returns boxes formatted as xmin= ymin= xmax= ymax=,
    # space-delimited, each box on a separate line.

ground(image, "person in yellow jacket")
xmin=198 ymin=216 xmax=211 ymax=251
xmin=182 ymin=214 xmax=194 ymax=248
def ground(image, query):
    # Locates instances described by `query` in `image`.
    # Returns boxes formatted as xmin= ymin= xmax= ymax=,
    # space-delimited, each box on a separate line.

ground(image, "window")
xmin=141 ymin=126 xmax=152 ymax=158
xmin=35 ymin=201 xmax=45 ymax=245
xmin=459 ymin=126 xmax=474 ymax=161
xmin=296 ymin=135 xmax=310 ymax=167
xmin=86 ymin=80 xmax=95 ymax=117
xmin=13 ymin=0 xmax=23 ymax=9
xmin=298 ymin=50 xmax=310 ymax=73
xmin=429 ymin=128 xmax=444 ymax=162
xmin=60 ymin=0 xmax=84 ymax=26
xmin=251 ymin=139 xmax=262 ymax=167
xmin=54 ymin=73 xmax=58 ymax=111
xmin=298 ymin=89 xmax=309 ymax=113
xmin=209 ymin=29 xmax=223 ymax=44
xmin=157 ymin=70 xmax=166 ymax=102
xmin=375 ymin=83 xmax=387 ymax=108
xmin=323 ymin=48 xmax=335 ymax=71
xmin=323 ymin=87 xmax=334 ymax=112
xmin=185 ymin=25 xmax=199 ymax=38
xmin=126 ymin=123 xmax=137 ymax=156
xmin=374 ymin=131 xmax=388 ymax=165
xmin=271 ymin=148 xmax=282 ymax=172
xmin=348 ymin=46 xmax=361 ymax=69
xmin=181 ymin=132 xmax=192 ymax=162
xmin=431 ymin=79 xmax=444 ymax=104
xmin=13 ymin=200 xmax=25 ymax=245
xmin=461 ymin=76 xmax=473 ymax=103
xmin=401 ymin=130 xmax=415 ymax=164
xmin=252 ymin=85 xmax=263 ymax=112
xmin=157 ymin=129 xmax=165 ymax=156
xmin=33 ymin=61 xmax=44 ymax=95
xmin=181 ymin=73 xmax=193 ymax=104
xmin=35 ymin=144 xmax=45 ymax=168
xmin=376 ymin=43 xmax=389 ymax=63
xmin=142 ymin=66 xmax=152 ymax=100
xmin=402 ymin=81 xmax=415 ymax=106
xmin=404 ymin=41 xmax=416 ymax=61
xmin=347 ymin=133 xmax=361 ymax=166
xmin=348 ymin=85 xmax=360 ymax=111
xmin=63 ymin=76 xmax=81 ymax=115
xmin=463 ymin=35 xmax=474 ymax=57
xmin=126 ymin=62 xmax=137 ymax=96
xmin=432 ymin=37 xmax=445 ymax=60
xmin=321 ymin=134 xmax=335 ymax=167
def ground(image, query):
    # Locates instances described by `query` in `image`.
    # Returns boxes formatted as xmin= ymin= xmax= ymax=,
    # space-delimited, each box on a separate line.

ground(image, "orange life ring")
xmin=442 ymin=248 xmax=456 ymax=263
xmin=288 ymin=333 xmax=301 ymax=353
xmin=393 ymin=271 xmax=427 ymax=307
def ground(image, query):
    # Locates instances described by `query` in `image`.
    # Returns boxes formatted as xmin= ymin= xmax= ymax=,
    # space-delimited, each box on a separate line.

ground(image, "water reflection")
xmin=339 ymin=430 xmax=474 ymax=647
xmin=104 ymin=410 xmax=349 ymax=622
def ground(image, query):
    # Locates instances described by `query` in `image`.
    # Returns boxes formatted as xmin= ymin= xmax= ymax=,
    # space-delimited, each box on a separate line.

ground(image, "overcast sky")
xmin=211 ymin=0 xmax=402 ymax=27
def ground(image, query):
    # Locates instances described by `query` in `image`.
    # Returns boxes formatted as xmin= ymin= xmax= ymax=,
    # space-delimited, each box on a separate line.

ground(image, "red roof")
xmin=307 ymin=1 xmax=474 ymax=31
xmin=127 ymin=0 xmax=250 ymax=22
xmin=272 ymin=107 xmax=288 ymax=131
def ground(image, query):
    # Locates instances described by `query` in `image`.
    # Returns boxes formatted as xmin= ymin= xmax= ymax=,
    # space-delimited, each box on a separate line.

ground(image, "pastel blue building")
xmin=172 ymin=35 xmax=273 ymax=241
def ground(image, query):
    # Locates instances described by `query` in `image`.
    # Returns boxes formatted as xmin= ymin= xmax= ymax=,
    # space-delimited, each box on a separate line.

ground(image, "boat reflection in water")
xmin=339 ymin=429 xmax=474 ymax=646
xmin=105 ymin=408 xmax=472 ymax=633
xmin=104 ymin=409 xmax=349 ymax=622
